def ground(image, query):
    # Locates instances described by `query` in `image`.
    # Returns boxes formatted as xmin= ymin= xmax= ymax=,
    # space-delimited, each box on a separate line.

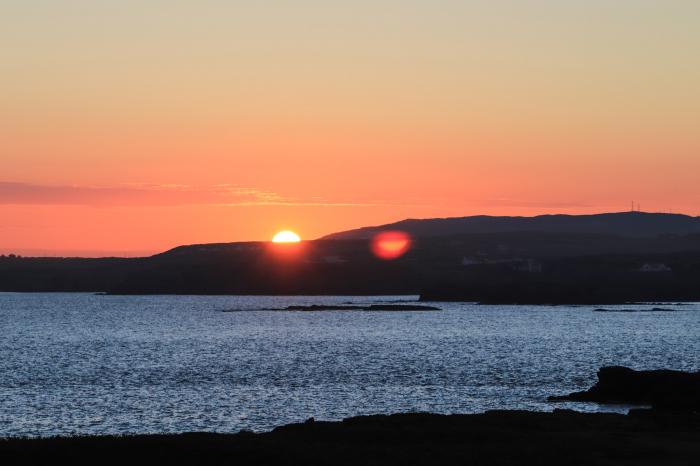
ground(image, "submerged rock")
xmin=220 ymin=304 xmax=441 ymax=312
xmin=283 ymin=305 xmax=364 ymax=311
xmin=276 ymin=304 xmax=440 ymax=311
xmin=549 ymin=366 xmax=700 ymax=411
xmin=592 ymin=307 xmax=677 ymax=312
xmin=363 ymin=304 xmax=440 ymax=311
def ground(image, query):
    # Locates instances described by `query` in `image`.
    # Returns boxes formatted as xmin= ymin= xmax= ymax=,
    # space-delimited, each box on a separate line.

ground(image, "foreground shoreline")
xmin=3 ymin=368 xmax=699 ymax=464
xmin=3 ymin=409 xmax=699 ymax=465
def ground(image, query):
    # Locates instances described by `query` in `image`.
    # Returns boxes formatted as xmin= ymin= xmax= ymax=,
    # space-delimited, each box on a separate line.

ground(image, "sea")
xmin=1 ymin=293 xmax=698 ymax=437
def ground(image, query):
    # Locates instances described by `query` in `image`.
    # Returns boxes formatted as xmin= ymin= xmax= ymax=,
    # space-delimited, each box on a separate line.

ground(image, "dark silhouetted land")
xmin=3 ymin=212 xmax=700 ymax=303
xmin=4 ymin=366 xmax=699 ymax=465
xmin=2 ymin=409 xmax=699 ymax=465
xmin=323 ymin=211 xmax=700 ymax=239
xmin=550 ymin=366 xmax=700 ymax=411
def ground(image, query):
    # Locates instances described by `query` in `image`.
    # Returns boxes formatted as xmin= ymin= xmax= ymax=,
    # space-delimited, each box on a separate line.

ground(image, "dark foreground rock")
xmin=2 ymin=410 xmax=699 ymax=465
xmin=549 ymin=366 xmax=700 ymax=411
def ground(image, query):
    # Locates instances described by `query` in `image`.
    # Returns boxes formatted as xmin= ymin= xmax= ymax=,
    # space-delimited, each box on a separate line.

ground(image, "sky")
xmin=2 ymin=1 xmax=699 ymax=256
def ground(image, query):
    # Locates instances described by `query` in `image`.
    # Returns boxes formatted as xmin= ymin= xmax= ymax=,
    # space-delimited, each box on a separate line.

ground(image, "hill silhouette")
xmin=322 ymin=212 xmax=700 ymax=240
xmin=3 ymin=212 xmax=700 ymax=301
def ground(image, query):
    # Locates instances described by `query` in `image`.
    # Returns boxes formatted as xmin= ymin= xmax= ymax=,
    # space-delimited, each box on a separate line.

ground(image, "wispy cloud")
xmin=0 ymin=182 xmax=391 ymax=207
xmin=477 ymin=198 xmax=591 ymax=209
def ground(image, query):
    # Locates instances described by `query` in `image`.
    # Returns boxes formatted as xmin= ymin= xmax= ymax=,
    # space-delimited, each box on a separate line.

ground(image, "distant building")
xmin=639 ymin=263 xmax=672 ymax=272
xmin=497 ymin=244 xmax=510 ymax=254
xmin=320 ymin=255 xmax=346 ymax=264
xmin=461 ymin=256 xmax=542 ymax=272
xmin=461 ymin=256 xmax=483 ymax=266
xmin=514 ymin=258 xmax=543 ymax=273
xmin=306 ymin=255 xmax=347 ymax=265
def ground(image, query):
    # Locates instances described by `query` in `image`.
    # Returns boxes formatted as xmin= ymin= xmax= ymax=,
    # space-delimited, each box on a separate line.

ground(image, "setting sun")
xmin=272 ymin=230 xmax=301 ymax=243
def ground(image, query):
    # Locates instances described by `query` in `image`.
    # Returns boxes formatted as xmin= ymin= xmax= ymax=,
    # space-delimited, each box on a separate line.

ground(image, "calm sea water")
xmin=1 ymin=293 xmax=698 ymax=437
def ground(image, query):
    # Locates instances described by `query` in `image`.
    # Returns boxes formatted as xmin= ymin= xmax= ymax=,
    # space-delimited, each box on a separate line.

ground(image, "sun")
xmin=272 ymin=230 xmax=301 ymax=243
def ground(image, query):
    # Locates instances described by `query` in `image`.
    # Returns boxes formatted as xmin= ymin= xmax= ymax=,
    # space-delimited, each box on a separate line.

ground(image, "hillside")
xmin=322 ymin=212 xmax=700 ymax=240
xmin=3 ymin=212 xmax=700 ymax=301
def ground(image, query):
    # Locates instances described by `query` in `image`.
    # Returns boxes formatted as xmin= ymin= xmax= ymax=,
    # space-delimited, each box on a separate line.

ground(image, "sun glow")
xmin=272 ymin=230 xmax=301 ymax=243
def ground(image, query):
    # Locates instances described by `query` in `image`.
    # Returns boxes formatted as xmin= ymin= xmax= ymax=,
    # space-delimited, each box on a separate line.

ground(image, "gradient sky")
xmin=2 ymin=1 xmax=699 ymax=255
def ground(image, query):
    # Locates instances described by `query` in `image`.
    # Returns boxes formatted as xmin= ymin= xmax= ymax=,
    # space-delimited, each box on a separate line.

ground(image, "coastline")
xmin=3 ymin=409 xmax=699 ymax=465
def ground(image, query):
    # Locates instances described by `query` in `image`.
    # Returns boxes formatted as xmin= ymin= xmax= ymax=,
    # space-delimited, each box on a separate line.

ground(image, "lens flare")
xmin=371 ymin=230 xmax=412 ymax=260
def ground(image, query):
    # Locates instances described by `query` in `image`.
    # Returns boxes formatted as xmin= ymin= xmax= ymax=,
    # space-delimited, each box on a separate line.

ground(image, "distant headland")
xmin=2 ymin=211 xmax=700 ymax=303
xmin=323 ymin=211 xmax=700 ymax=239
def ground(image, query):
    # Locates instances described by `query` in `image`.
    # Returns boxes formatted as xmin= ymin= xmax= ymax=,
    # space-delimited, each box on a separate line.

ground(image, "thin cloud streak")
xmin=0 ymin=182 xmax=398 ymax=207
xmin=477 ymin=198 xmax=591 ymax=209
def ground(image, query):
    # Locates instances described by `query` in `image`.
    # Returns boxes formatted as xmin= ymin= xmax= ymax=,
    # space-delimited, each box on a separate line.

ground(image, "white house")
xmin=639 ymin=263 xmax=672 ymax=272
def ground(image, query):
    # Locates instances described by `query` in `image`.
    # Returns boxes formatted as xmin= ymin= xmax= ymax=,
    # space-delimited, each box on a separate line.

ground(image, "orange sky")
xmin=1 ymin=1 xmax=699 ymax=256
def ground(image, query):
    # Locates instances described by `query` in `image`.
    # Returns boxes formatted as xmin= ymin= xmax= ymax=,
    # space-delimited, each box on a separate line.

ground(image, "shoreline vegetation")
xmin=3 ymin=367 xmax=699 ymax=465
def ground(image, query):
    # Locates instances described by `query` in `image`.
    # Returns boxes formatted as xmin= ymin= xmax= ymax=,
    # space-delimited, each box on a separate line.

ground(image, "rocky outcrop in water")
xmin=549 ymin=366 xmax=700 ymax=411
xmin=592 ymin=307 xmax=678 ymax=312
xmin=220 ymin=304 xmax=441 ymax=312
xmin=281 ymin=304 xmax=440 ymax=311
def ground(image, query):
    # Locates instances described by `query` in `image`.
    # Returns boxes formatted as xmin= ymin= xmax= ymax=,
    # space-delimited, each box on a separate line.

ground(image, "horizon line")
xmin=2 ymin=210 xmax=698 ymax=259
